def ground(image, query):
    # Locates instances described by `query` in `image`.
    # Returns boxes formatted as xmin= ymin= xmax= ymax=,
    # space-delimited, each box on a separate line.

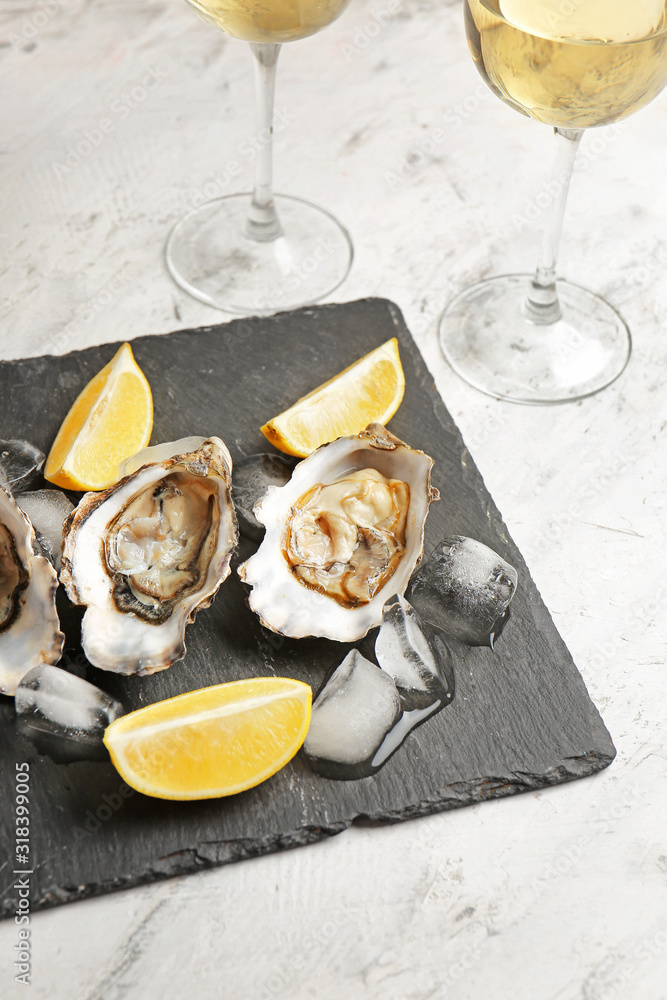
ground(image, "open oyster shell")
xmin=0 ymin=486 xmax=64 ymax=696
xmin=238 ymin=425 xmax=438 ymax=642
xmin=60 ymin=437 xmax=238 ymax=675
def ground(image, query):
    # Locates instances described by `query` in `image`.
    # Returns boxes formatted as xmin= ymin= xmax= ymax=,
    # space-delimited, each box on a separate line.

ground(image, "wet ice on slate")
xmin=0 ymin=439 xmax=45 ymax=493
xmin=303 ymin=649 xmax=401 ymax=774
xmin=303 ymin=599 xmax=460 ymax=778
xmin=407 ymin=535 xmax=518 ymax=647
xmin=232 ymin=453 xmax=294 ymax=540
xmin=15 ymin=664 xmax=124 ymax=742
xmin=375 ymin=595 xmax=454 ymax=711
xmin=16 ymin=490 xmax=75 ymax=570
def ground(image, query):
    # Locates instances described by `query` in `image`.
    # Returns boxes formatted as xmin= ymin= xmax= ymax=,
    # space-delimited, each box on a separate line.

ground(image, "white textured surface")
xmin=1 ymin=0 xmax=667 ymax=997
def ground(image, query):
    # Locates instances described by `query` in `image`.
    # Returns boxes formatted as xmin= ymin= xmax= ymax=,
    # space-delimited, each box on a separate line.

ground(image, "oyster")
xmin=61 ymin=437 xmax=238 ymax=675
xmin=239 ymin=425 xmax=438 ymax=642
xmin=0 ymin=486 xmax=64 ymax=696
xmin=118 ymin=436 xmax=209 ymax=478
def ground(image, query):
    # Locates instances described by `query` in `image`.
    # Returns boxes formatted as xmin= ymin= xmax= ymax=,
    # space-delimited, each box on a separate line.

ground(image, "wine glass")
xmin=167 ymin=0 xmax=354 ymax=315
xmin=439 ymin=0 xmax=667 ymax=403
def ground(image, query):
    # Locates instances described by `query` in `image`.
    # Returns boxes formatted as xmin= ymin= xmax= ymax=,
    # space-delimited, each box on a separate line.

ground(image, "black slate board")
xmin=0 ymin=299 xmax=615 ymax=917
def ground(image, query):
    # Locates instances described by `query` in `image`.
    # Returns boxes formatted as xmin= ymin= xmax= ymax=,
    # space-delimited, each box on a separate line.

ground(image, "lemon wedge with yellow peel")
xmin=103 ymin=677 xmax=312 ymax=800
xmin=44 ymin=342 xmax=153 ymax=491
xmin=261 ymin=337 xmax=405 ymax=458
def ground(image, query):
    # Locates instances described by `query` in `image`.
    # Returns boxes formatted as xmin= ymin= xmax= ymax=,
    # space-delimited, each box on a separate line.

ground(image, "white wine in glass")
xmin=167 ymin=0 xmax=353 ymax=314
xmin=187 ymin=0 xmax=351 ymax=43
xmin=469 ymin=0 xmax=667 ymax=127
xmin=439 ymin=0 xmax=667 ymax=403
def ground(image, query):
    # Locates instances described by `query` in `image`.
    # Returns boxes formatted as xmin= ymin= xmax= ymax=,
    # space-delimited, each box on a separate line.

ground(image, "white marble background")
xmin=1 ymin=0 xmax=667 ymax=997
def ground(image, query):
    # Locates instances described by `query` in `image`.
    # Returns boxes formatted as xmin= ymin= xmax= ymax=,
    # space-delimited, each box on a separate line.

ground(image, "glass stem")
xmin=524 ymin=126 xmax=584 ymax=324
xmin=244 ymin=42 xmax=283 ymax=242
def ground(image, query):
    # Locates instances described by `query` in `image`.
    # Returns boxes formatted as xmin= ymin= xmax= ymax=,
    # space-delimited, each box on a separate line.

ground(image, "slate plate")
xmin=0 ymin=298 xmax=615 ymax=917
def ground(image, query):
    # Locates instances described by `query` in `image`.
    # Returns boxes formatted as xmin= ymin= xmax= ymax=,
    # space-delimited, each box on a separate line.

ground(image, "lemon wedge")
xmin=261 ymin=337 xmax=405 ymax=457
xmin=44 ymin=342 xmax=153 ymax=491
xmin=104 ymin=677 xmax=312 ymax=800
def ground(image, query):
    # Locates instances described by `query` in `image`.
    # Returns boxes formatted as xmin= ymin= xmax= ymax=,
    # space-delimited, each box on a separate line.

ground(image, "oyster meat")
xmin=0 ymin=486 xmax=64 ymax=696
xmin=61 ymin=437 xmax=238 ymax=675
xmin=285 ymin=469 xmax=409 ymax=607
xmin=239 ymin=424 xmax=438 ymax=642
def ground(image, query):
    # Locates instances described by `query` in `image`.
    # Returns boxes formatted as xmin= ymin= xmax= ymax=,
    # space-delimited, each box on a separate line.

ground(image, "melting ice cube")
xmin=303 ymin=649 xmax=400 ymax=778
xmin=0 ymin=439 xmax=45 ymax=494
xmin=232 ymin=453 xmax=294 ymax=540
xmin=303 ymin=601 xmax=461 ymax=780
xmin=375 ymin=595 xmax=454 ymax=711
xmin=407 ymin=535 xmax=518 ymax=647
xmin=15 ymin=664 xmax=124 ymax=742
xmin=16 ymin=489 xmax=75 ymax=571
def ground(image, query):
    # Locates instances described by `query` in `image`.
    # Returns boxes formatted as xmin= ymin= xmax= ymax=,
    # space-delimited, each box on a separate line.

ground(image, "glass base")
xmin=166 ymin=193 xmax=353 ymax=315
xmin=438 ymin=274 xmax=631 ymax=404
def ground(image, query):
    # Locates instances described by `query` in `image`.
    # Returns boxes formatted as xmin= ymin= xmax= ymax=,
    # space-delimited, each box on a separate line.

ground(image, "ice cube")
xmin=303 ymin=649 xmax=400 ymax=778
xmin=0 ymin=439 xmax=45 ymax=494
xmin=233 ymin=453 xmax=295 ymax=540
xmin=15 ymin=721 xmax=110 ymax=763
xmin=371 ymin=703 xmax=445 ymax=768
xmin=407 ymin=535 xmax=518 ymax=647
xmin=15 ymin=664 xmax=124 ymax=742
xmin=375 ymin=595 xmax=454 ymax=711
xmin=16 ymin=489 xmax=75 ymax=570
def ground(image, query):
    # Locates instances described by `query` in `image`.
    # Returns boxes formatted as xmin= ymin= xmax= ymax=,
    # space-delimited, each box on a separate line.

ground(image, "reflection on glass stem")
xmin=245 ymin=44 xmax=283 ymax=243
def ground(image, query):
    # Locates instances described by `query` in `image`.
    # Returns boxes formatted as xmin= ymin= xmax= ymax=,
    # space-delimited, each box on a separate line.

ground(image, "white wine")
xmin=465 ymin=0 xmax=667 ymax=127
xmin=186 ymin=0 xmax=352 ymax=43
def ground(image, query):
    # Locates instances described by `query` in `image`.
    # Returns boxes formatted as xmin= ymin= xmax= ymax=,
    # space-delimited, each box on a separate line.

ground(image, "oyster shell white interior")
xmin=0 ymin=486 xmax=64 ymax=696
xmin=119 ymin=436 xmax=207 ymax=479
xmin=239 ymin=425 xmax=438 ymax=642
xmin=61 ymin=437 xmax=238 ymax=675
